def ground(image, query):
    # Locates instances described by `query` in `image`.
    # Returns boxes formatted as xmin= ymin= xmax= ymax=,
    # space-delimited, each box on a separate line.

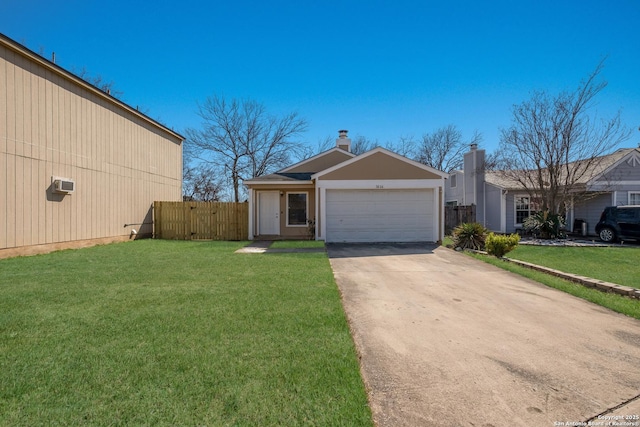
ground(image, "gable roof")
xmin=279 ymin=148 xmax=355 ymax=173
xmin=244 ymin=148 xmax=355 ymax=185
xmin=312 ymin=147 xmax=448 ymax=180
xmin=587 ymin=148 xmax=640 ymax=184
xmin=485 ymin=148 xmax=640 ymax=190
xmin=243 ymin=172 xmax=314 ymax=185
xmin=485 ymin=171 xmax=521 ymax=189
xmin=245 ymin=147 xmax=448 ymax=186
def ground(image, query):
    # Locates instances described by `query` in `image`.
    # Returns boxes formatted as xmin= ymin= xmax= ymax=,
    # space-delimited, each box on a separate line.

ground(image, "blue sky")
xmin=2 ymin=0 xmax=639 ymax=153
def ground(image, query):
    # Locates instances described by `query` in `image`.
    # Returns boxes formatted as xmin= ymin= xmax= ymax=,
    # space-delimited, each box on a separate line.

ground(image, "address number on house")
xmin=375 ymin=185 xmax=384 ymax=189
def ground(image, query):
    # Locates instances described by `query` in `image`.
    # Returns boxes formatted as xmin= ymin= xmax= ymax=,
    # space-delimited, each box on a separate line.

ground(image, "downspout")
xmin=314 ymin=180 xmax=320 ymax=240
xmin=569 ymin=196 xmax=574 ymax=233
xmin=439 ymin=185 xmax=444 ymax=243
xmin=320 ymin=187 xmax=327 ymax=240
xmin=501 ymin=190 xmax=508 ymax=233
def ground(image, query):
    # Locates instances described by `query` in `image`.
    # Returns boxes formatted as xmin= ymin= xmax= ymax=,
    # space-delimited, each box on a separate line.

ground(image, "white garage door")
xmin=325 ymin=189 xmax=435 ymax=243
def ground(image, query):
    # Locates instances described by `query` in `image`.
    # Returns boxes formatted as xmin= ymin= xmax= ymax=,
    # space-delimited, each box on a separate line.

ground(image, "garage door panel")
xmin=326 ymin=189 xmax=435 ymax=243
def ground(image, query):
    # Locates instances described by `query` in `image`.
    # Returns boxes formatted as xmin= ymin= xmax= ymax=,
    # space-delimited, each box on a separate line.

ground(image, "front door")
xmin=258 ymin=191 xmax=280 ymax=235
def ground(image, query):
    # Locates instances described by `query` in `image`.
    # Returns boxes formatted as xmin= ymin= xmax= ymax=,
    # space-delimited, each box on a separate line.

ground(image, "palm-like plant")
xmin=452 ymin=222 xmax=488 ymax=250
xmin=523 ymin=210 xmax=566 ymax=239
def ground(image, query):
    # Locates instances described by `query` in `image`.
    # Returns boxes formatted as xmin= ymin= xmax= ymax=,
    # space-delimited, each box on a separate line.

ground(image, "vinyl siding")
xmin=318 ymin=151 xmax=442 ymax=180
xmin=445 ymin=171 xmax=465 ymax=205
xmin=589 ymin=152 xmax=640 ymax=195
xmin=484 ymin=183 xmax=503 ymax=232
xmin=573 ymin=193 xmax=613 ymax=236
xmin=505 ymin=193 xmax=516 ymax=233
xmin=1 ymin=37 xmax=182 ymax=251
xmin=599 ymin=155 xmax=640 ymax=182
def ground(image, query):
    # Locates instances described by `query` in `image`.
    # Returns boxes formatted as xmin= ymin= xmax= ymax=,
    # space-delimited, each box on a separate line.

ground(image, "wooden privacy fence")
xmin=154 ymin=201 xmax=249 ymax=241
xmin=444 ymin=204 xmax=476 ymax=235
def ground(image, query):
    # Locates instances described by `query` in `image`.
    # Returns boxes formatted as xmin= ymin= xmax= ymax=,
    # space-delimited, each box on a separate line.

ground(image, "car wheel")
xmin=599 ymin=227 xmax=616 ymax=243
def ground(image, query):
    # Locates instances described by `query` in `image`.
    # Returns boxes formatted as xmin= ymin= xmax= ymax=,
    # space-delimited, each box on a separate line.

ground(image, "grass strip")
xmin=269 ymin=240 xmax=326 ymax=249
xmin=507 ymin=245 xmax=639 ymax=289
xmin=466 ymin=251 xmax=640 ymax=320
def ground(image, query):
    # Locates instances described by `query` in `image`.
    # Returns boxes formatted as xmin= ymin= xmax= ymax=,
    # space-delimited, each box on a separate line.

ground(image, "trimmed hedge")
xmin=486 ymin=232 xmax=520 ymax=258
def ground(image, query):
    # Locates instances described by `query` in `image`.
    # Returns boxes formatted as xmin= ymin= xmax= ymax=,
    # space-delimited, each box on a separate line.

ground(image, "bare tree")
xmin=298 ymin=134 xmax=382 ymax=159
xmin=185 ymin=96 xmax=308 ymax=202
xmin=415 ymin=125 xmax=482 ymax=172
xmin=495 ymin=60 xmax=631 ymax=215
xmin=351 ymin=135 xmax=378 ymax=155
xmin=483 ymin=150 xmax=502 ymax=171
xmin=182 ymin=165 xmax=224 ymax=201
xmin=387 ymin=135 xmax=416 ymax=158
xmin=297 ymin=136 xmax=335 ymax=161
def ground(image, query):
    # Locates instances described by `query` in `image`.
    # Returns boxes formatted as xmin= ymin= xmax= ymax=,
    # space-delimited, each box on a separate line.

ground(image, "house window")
xmin=515 ymin=196 xmax=531 ymax=225
xmin=629 ymin=192 xmax=640 ymax=205
xmin=287 ymin=192 xmax=308 ymax=226
xmin=450 ymin=174 xmax=457 ymax=188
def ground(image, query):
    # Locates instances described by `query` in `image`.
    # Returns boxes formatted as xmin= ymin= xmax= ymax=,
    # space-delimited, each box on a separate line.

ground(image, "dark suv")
xmin=595 ymin=206 xmax=640 ymax=242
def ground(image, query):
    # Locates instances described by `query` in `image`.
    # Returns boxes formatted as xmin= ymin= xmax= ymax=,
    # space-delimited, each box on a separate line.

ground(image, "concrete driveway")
xmin=327 ymin=243 xmax=640 ymax=427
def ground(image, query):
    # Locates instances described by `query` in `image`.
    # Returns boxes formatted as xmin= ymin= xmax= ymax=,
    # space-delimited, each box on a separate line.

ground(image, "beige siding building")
xmin=0 ymin=33 xmax=183 ymax=256
xmin=245 ymin=131 xmax=448 ymax=243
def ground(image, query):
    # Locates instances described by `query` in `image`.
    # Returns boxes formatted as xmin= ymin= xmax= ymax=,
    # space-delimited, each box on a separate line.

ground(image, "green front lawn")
xmin=0 ymin=241 xmax=372 ymax=426
xmin=507 ymin=244 xmax=639 ymax=289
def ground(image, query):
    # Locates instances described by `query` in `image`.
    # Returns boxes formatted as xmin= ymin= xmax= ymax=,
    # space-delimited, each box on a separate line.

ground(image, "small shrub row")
xmin=485 ymin=232 xmax=520 ymax=258
xmin=452 ymin=222 xmax=519 ymax=257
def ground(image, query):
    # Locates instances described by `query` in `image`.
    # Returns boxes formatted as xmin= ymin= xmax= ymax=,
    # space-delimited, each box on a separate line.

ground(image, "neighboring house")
xmin=244 ymin=130 xmax=448 ymax=243
xmin=445 ymin=144 xmax=640 ymax=235
xmin=0 ymin=33 xmax=184 ymax=256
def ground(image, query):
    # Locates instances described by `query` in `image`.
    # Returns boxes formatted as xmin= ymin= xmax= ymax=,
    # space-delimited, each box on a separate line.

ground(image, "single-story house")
xmin=244 ymin=130 xmax=448 ymax=243
xmin=0 ymin=32 xmax=183 ymax=257
xmin=445 ymin=144 xmax=640 ymax=235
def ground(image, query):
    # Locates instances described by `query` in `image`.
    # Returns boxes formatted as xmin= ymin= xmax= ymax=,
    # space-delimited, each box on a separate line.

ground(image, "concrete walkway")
xmin=234 ymin=241 xmax=273 ymax=254
xmin=327 ymin=243 xmax=640 ymax=427
xmin=234 ymin=241 xmax=326 ymax=254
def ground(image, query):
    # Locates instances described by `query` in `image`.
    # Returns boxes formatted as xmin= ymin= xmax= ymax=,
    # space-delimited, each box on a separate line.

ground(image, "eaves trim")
xmin=244 ymin=180 xmax=314 ymax=186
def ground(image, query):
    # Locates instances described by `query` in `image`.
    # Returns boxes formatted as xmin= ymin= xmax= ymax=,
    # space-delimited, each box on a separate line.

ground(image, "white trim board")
xmin=316 ymin=179 xmax=444 ymax=190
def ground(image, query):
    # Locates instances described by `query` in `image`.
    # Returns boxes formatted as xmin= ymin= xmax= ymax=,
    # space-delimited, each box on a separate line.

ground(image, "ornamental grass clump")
xmin=452 ymin=222 xmax=488 ymax=251
xmin=485 ymin=232 xmax=521 ymax=258
xmin=523 ymin=210 xmax=566 ymax=239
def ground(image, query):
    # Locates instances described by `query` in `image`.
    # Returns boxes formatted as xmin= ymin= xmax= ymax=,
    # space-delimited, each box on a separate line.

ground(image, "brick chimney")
xmin=336 ymin=129 xmax=351 ymax=152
